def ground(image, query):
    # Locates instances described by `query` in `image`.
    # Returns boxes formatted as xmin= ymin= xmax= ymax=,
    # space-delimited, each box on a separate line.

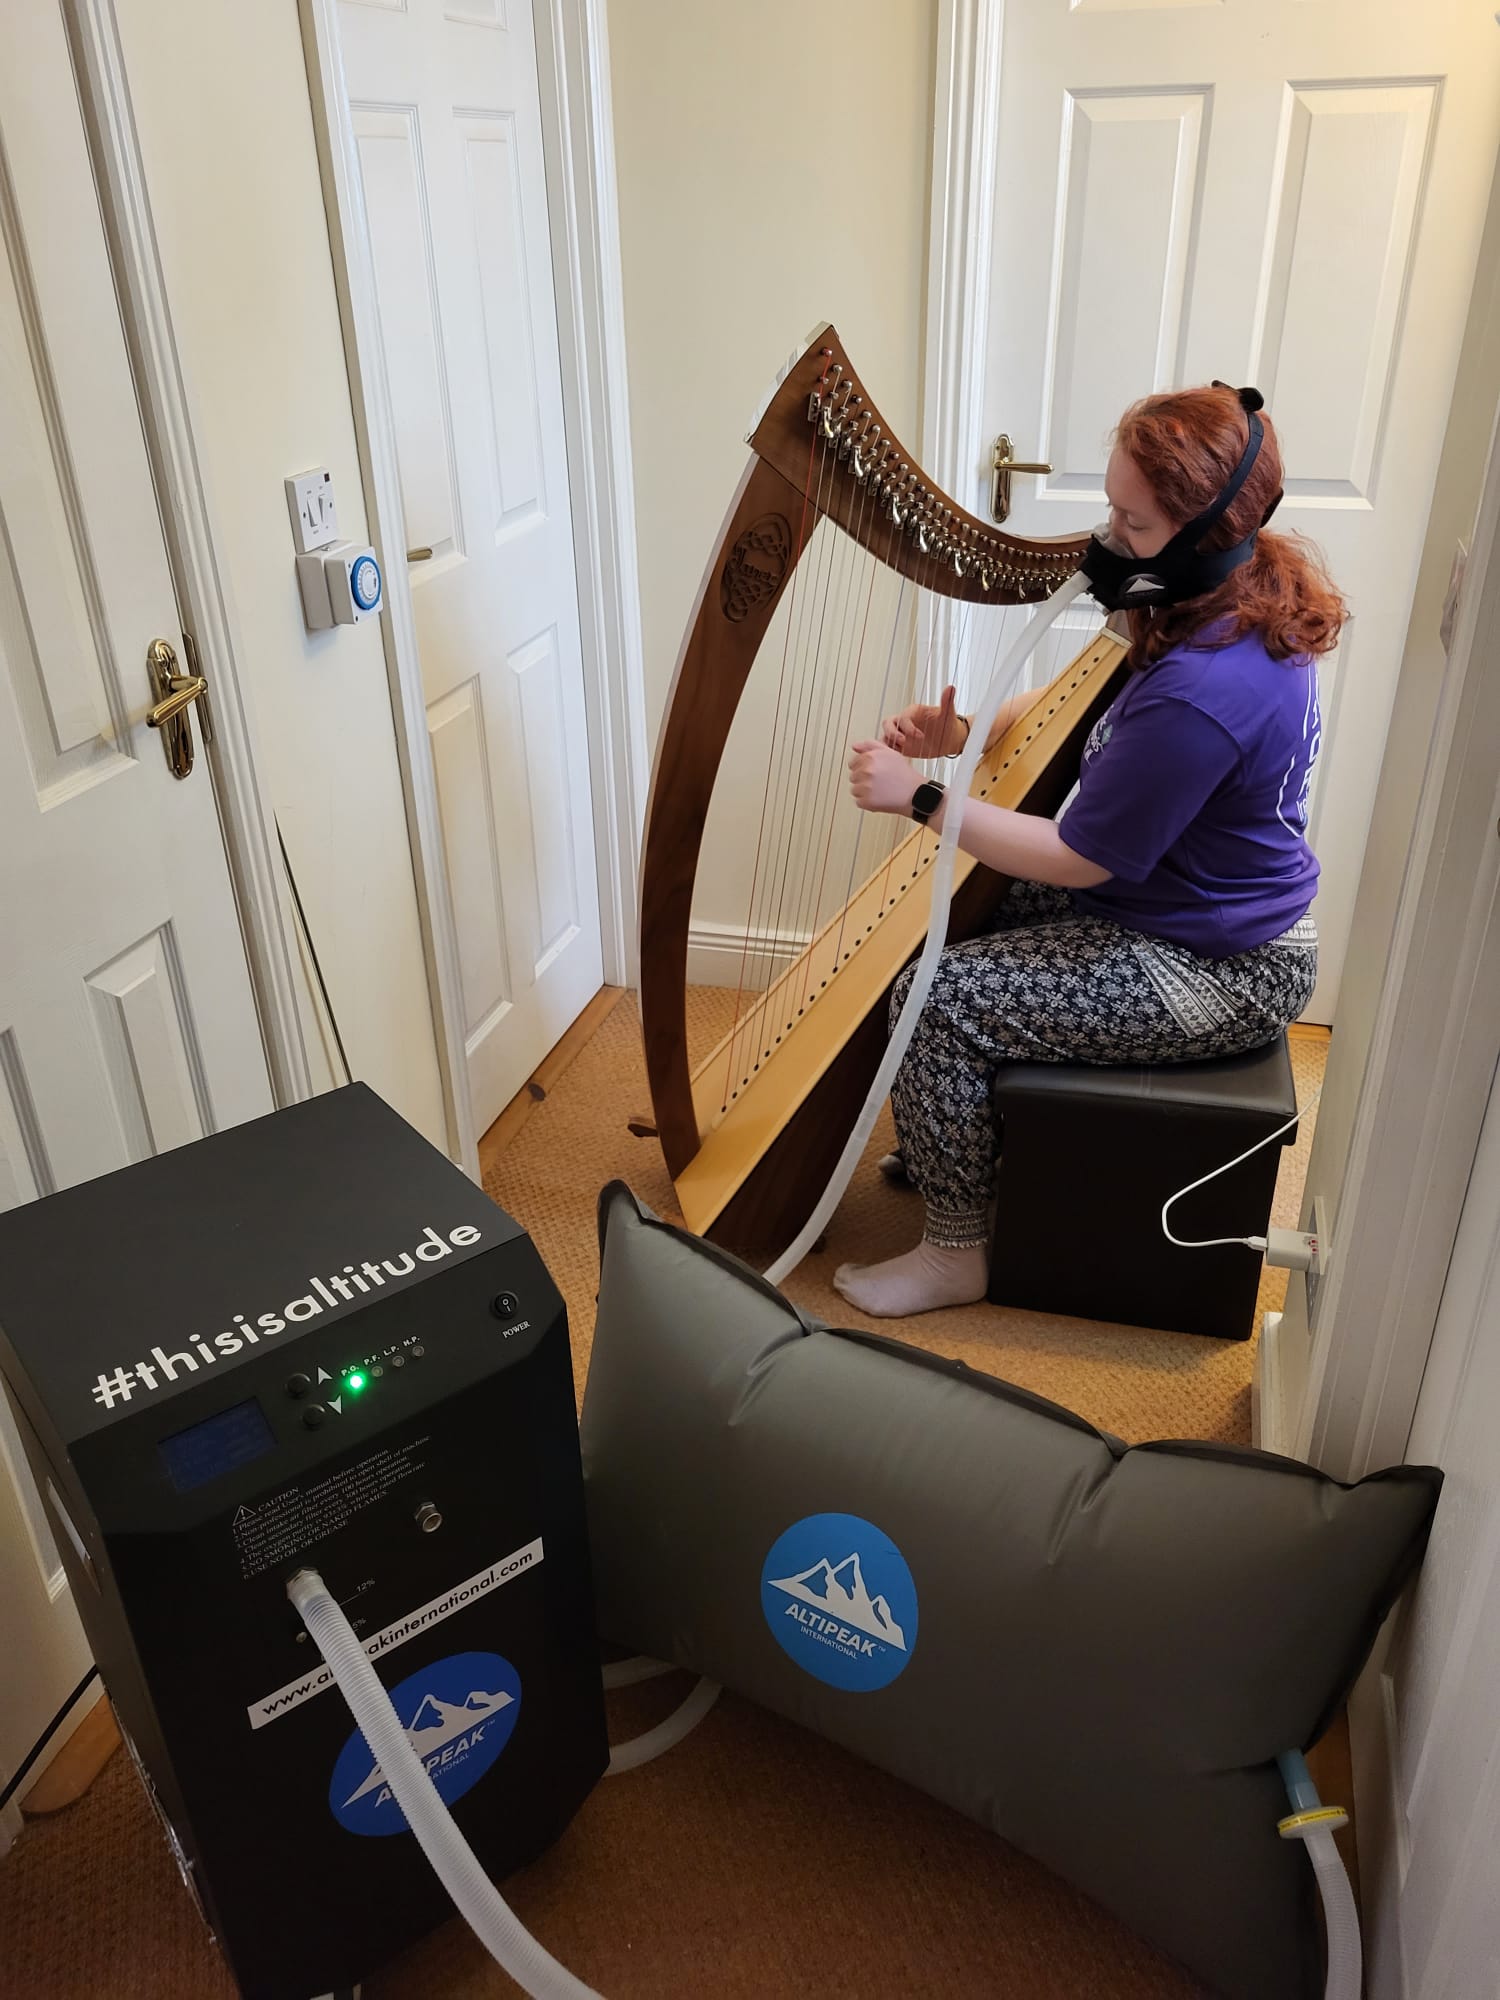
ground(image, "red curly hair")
xmin=1114 ymin=385 xmax=1346 ymax=670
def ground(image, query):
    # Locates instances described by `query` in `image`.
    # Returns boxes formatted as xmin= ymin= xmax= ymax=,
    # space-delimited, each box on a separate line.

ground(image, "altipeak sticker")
xmin=328 ymin=1650 xmax=521 ymax=1837
xmin=761 ymin=1512 xmax=917 ymax=1692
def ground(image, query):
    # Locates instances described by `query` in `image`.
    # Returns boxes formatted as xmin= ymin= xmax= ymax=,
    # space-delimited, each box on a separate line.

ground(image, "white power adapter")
xmin=1261 ymin=1227 xmax=1318 ymax=1271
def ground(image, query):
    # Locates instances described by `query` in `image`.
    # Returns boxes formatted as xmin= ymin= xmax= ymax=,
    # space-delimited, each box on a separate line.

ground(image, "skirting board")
xmin=1253 ymin=1309 xmax=1291 ymax=1455
xmin=686 ymin=922 xmax=811 ymax=990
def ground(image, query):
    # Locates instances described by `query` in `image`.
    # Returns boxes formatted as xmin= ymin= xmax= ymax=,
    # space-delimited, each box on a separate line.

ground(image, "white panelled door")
xmin=979 ymin=0 xmax=1500 ymax=1022
xmin=339 ymin=0 xmax=602 ymax=1134
xmin=0 ymin=7 xmax=271 ymax=1813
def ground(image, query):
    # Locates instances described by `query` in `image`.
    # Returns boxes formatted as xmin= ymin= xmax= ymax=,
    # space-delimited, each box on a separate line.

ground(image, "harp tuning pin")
xmin=852 ymin=417 xmax=879 ymax=481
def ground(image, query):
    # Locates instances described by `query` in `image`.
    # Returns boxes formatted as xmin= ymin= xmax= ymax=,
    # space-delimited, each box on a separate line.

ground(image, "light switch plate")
xmin=285 ymin=469 xmax=340 ymax=554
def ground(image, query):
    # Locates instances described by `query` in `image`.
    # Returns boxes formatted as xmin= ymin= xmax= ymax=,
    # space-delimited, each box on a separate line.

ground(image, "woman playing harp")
xmin=835 ymin=383 xmax=1342 ymax=1317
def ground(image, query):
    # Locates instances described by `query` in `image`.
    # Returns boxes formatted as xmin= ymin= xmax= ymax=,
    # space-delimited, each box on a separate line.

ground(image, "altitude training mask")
xmin=1080 ymin=384 xmax=1283 ymax=613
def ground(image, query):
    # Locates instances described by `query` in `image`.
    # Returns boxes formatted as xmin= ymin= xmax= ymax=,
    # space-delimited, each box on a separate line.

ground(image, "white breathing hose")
xmin=603 ymin=1672 xmax=722 ymax=1773
xmin=287 ymin=1568 xmax=601 ymax=2000
xmin=1307 ymin=1831 xmax=1361 ymax=2000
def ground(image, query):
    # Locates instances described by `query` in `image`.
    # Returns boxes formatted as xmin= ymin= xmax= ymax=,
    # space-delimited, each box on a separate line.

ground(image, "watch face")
xmin=912 ymin=780 xmax=944 ymax=817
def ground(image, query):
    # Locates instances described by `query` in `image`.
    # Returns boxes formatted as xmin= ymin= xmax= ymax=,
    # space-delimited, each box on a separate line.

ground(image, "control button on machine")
xmin=390 ymin=1354 xmax=406 ymax=1369
xmin=491 ymin=1292 xmax=519 ymax=1321
xmin=302 ymin=1404 xmax=327 ymax=1430
xmin=410 ymin=1342 xmax=425 ymax=1358
xmin=285 ymin=1372 xmax=311 ymax=1399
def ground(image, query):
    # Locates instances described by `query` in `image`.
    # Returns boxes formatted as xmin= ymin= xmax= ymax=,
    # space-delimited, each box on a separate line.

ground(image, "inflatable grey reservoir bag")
xmin=581 ymin=1183 xmax=1441 ymax=2000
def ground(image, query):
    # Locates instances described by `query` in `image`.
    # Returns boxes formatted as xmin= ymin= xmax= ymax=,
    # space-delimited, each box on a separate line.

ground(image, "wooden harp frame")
xmin=637 ymin=324 xmax=1128 ymax=1248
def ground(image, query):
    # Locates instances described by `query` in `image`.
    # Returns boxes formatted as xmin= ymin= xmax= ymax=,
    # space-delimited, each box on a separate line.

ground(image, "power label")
xmin=232 ymin=1437 xmax=430 ymax=1578
xmin=247 ymin=1539 xmax=543 ymax=1729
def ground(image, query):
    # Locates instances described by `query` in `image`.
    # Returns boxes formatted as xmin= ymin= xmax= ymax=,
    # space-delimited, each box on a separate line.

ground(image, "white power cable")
xmin=1160 ymin=1082 xmax=1322 ymax=1253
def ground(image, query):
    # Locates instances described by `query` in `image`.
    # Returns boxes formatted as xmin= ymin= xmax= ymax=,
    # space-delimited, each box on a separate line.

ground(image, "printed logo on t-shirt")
xmin=761 ymin=1513 xmax=918 ymax=1692
xmin=1082 ymin=707 xmax=1115 ymax=764
xmin=1276 ymin=668 xmax=1322 ymax=835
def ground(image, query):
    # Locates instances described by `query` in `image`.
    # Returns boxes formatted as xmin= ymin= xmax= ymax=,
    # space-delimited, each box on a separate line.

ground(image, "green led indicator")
xmin=346 ymin=1371 xmax=367 ymax=1394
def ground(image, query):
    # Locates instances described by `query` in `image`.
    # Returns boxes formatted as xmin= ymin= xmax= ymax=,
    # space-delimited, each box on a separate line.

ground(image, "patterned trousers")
xmin=888 ymin=880 xmax=1318 ymax=1248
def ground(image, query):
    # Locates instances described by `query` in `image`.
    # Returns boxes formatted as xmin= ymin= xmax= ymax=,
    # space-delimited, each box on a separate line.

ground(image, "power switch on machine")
xmin=0 ymin=1085 xmax=606 ymax=2000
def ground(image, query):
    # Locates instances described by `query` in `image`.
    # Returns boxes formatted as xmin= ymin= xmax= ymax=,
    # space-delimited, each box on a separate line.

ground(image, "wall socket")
xmin=285 ymin=469 xmax=340 ymax=555
xmin=1304 ymin=1194 xmax=1332 ymax=1331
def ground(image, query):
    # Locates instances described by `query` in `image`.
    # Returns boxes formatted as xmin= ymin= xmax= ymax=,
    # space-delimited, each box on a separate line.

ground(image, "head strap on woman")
xmin=1081 ymin=382 xmax=1279 ymax=612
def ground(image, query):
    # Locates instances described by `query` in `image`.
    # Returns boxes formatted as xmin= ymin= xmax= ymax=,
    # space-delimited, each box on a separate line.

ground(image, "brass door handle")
xmin=146 ymin=638 xmax=211 ymax=779
xmin=407 ymin=547 xmax=434 ymax=562
xmin=147 ymin=675 xmax=208 ymax=729
xmin=991 ymin=434 xmax=1053 ymax=523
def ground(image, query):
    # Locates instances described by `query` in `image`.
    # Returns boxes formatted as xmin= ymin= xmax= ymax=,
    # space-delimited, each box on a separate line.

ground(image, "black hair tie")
xmin=1212 ymin=378 xmax=1266 ymax=414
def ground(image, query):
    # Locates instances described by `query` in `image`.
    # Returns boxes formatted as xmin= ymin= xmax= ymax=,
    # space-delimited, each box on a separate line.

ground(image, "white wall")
xmin=609 ymin=0 xmax=937 ymax=943
xmin=113 ymin=0 xmax=447 ymax=1148
xmin=1276 ymin=146 xmax=1500 ymax=1426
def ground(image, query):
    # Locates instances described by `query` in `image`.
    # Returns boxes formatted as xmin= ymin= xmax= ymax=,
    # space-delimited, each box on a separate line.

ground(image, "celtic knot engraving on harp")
xmin=721 ymin=516 xmax=792 ymax=621
xmin=637 ymin=325 xmax=1128 ymax=1248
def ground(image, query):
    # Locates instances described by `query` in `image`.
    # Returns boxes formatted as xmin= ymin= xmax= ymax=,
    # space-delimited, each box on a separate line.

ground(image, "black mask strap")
xmin=1176 ymin=384 xmax=1267 ymax=552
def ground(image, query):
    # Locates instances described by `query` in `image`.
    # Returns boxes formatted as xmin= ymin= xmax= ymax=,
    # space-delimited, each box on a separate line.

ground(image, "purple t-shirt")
xmin=1060 ymin=628 xmax=1321 ymax=956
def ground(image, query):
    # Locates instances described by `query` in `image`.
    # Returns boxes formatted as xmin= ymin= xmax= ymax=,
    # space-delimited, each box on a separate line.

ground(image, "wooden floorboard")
xmin=20 ymin=1693 xmax=119 ymax=1817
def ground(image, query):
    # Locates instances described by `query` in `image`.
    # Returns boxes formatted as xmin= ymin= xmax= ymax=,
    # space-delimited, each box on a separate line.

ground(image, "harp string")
xmin=745 ymin=453 xmax=880 ymax=1068
xmin=778 ymin=466 xmax=870 ymax=972
xmin=725 ymin=398 xmax=849 ymax=1103
xmin=793 ymin=452 xmax=890 ymax=984
xmin=757 ymin=438 xmax=846 ymax=988
xmin=724 ymin=372 xmax=832 ymax=1098
xmin=831 ymin=503 xmax=913 ymax=966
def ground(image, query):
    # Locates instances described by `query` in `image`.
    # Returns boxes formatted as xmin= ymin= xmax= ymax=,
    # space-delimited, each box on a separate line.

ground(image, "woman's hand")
xmin=881 ymin=684 xmax=966 ymax=758
xmin=848 ymin=741 xmax=920 ymax=816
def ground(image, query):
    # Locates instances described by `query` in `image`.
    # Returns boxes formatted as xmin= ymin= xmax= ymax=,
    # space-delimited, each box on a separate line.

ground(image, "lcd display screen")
xmin=158 ymin=1397 xmax=277 ymax=1494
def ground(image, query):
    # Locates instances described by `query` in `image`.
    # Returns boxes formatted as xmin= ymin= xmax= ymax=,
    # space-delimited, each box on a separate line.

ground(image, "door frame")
xmin=297 ymin=0 xmax=650 ymax=1170
xmin=922 ymin=0 xmax=1001 ymax=518
xmin=61 ymin=0 xmax=313 ymax=1112
xmin=1287 ymin=390 xmax=1500 ymax=1480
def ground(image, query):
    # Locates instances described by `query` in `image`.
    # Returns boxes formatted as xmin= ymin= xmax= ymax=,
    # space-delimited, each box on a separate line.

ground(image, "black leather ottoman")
xmin=987 ymin=1035 xmax=1298 ymax=1340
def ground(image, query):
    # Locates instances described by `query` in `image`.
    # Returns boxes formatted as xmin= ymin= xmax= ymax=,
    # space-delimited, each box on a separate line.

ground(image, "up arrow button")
xmin=316 ymin=1367 xmax=332 ymax=1384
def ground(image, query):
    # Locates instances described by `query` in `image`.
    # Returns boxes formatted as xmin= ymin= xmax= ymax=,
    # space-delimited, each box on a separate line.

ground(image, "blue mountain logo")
xmin=328 ymin=1650 xmax=521 ymax=1837
xmin=761 ymin=1513 xmax=918 ymax=1693
xmin=342 ymin=1683 xmax=515 ymax=1805
xmin=766 ymin=1551 xmax=908 ymax=1650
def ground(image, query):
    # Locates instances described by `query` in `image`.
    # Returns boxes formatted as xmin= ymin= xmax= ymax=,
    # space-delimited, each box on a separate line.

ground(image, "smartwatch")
xmin=910 ymin=779 xmax=946 ymax=826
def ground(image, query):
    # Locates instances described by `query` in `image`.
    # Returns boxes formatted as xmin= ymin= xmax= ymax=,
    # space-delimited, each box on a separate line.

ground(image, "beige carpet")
xmin=0 ymin=993 xmax=1324 ymax=2000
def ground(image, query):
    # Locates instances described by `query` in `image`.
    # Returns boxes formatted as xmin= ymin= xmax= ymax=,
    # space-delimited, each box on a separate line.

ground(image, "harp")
xmin=637 ymin=326 xmax=1128 ymax=1248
